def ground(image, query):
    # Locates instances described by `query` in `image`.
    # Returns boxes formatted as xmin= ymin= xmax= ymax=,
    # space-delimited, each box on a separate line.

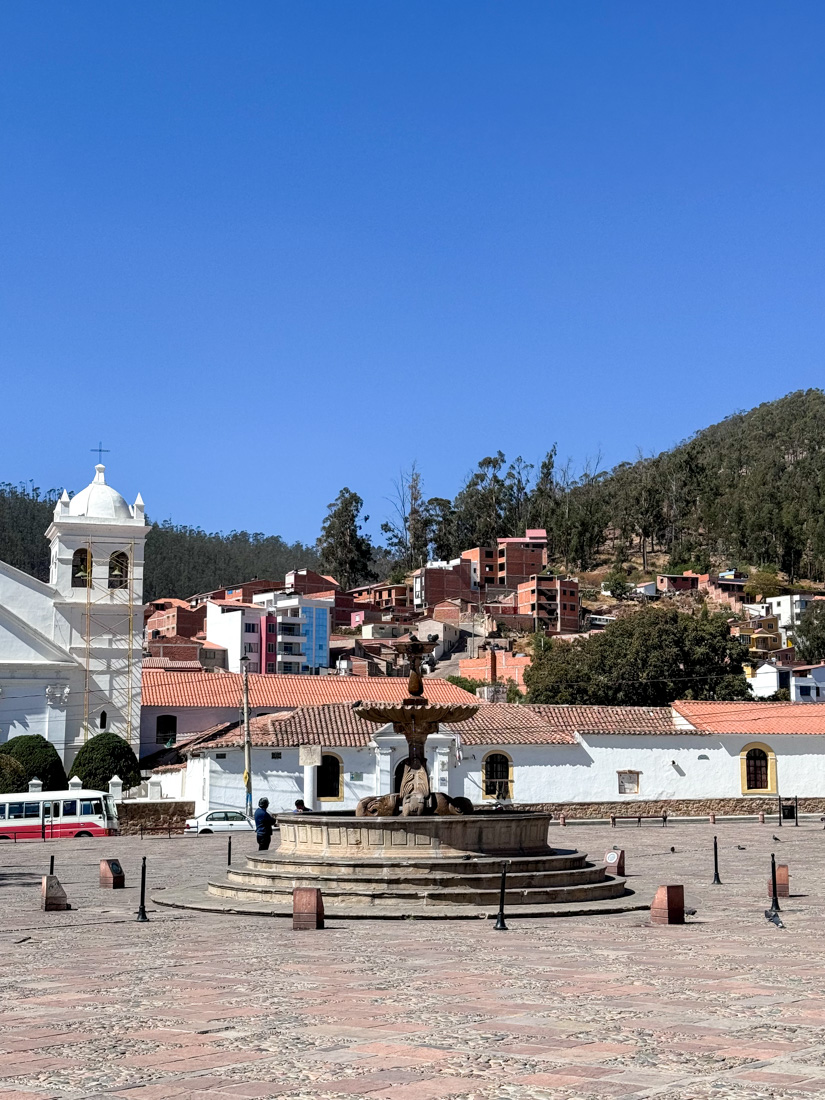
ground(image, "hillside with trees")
xmin=3 ymin=390 xmax=825 ymax=598
xmin=410 ymin=388 xmax=825 ymax=582
xmin=0 ymin=483 xmax=320 ymax=601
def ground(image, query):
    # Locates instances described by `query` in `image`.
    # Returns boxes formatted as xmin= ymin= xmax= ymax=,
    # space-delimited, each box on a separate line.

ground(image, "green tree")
xmin=425 ymin=498 xmax=456 ymax=561
xmin=0 ymin=735 xmax=67 ymax=790
xmin=317 ymin=488 xmax=376 ymax=591
xmin=603 ymin=569 xmax=632 ymax=600
xmin=505 ymin=679 xmax=524 ymax=703
xmin=0 ymin=754 xmax=27 ymax=795
xmin=524 ymin=606 xmax=752 ymax=706
xmin=68 ymin=733 xmax=141 ymax=791
xmin=445 ymin=675 xmax=488 ymax=694
xmin=381 ymin=463 xmax=428 ymax=573
xmin=744 ymin=570 xmax=783 ymax=600
xmin=795 ymin=602 xmax=825 ymax=663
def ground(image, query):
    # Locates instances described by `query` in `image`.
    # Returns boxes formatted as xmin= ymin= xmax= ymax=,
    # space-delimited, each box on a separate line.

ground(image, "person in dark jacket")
xmin=253 ymin=797 xmax=276 ymax=850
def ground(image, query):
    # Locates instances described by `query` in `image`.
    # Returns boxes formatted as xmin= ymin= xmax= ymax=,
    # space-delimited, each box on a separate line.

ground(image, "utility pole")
xmin=240 ymin=655 xmax=252 ymax=817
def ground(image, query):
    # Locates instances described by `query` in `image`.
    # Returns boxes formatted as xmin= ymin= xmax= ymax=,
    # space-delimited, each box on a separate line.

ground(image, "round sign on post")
xmin=604 ymin=849 xmax=625 ymax=875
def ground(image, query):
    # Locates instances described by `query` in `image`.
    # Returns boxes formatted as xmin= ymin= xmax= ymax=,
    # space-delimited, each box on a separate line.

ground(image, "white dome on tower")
xmin=67 ymin=465 xmax=134 ymax=521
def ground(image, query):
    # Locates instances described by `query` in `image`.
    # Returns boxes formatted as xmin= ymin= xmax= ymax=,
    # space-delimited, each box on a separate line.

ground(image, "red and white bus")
xmin=0 ymin=788 xmax=119 ymax=840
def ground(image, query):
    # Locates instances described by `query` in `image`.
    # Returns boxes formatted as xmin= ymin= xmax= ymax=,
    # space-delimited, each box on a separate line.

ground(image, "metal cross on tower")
xmin=91 ymin=442 xmax=110 ymax=463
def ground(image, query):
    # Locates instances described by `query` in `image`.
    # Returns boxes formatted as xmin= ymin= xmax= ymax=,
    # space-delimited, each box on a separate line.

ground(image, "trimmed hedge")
xmin=0 ymin=754 xmax=27 ymax=795
xmin=68 ymin=733 xmax=141 ymax=792
xmin=0 ymin=735 xmax=67 ymax=791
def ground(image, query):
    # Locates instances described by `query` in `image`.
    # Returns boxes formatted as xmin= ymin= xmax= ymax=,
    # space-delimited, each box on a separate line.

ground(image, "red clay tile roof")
xmin=446 ymin=706 xmax=576 ymax=745
xmin=673 ymin=700 xmax=825 ymax=735
xmin=178 ymin=706 xmax=375 ymax=752
xmin=529 ymin=704 xmax=677 ymax=737
xmin=141 ymin=669 xmax=477 ymax=709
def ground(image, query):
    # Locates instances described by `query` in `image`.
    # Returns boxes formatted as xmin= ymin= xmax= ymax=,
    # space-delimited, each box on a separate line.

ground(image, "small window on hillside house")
xmin=99 ymin=710 xmax=107 ymax=729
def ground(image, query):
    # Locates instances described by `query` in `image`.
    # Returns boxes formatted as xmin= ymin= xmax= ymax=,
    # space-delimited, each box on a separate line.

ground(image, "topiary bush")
xmin=0 ymin=754 xmax=27 ymax=795
xmin=0 ymin=734 xmax=67 ymax=791
xmin=68 ymin=733 xmax=141 ymax=792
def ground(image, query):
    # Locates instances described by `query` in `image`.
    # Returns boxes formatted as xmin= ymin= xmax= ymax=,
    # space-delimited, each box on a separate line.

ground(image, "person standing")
xmin=254 ymin=797 xmax=276 ymax=851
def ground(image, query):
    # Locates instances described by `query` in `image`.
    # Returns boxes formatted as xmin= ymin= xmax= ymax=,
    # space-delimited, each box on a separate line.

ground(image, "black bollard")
xmin=493 ymin=860 xmax=509 ymax=931
xmin=136 ymin=855 xmax=149 ymax=922
xmin=227 ymin=836 xmax=232 ymax=866
xmin=711 ymin=835 xmax=722 ymax=885
xmin=49 ymin=854 xmax=54 ymax=877
xmin=795 ymin=795 xmax=799 ymax=827
xmin=778 ymin=796 xmax=783 ymax=827
xmin=769 ymin=852 xmax=781 ymax=914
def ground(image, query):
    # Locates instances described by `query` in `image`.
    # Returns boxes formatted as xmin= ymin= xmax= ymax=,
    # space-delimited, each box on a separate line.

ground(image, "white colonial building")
xmin=150 ymin=698 xmax=825 ymax=818
xmin=0 ymin=464 xmax=147 ymax=765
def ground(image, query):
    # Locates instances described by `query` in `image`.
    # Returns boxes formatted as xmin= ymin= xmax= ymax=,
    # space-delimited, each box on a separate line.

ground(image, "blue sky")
xmin=2 ymin=2 xmax=824 ymax=544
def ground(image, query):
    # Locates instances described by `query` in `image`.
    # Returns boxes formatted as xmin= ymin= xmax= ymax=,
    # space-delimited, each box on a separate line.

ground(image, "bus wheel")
xmin=0 ymin=835 xmax=9 ymax=841
xmin=75 ymin=831 xmax=92 ymax=838
xmin=199 ymin=829 xmax=212 ymax=834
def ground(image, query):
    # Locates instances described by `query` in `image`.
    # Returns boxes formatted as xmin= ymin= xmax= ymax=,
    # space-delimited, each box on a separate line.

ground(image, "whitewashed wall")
xmin=185 ymin=745 xmax=377 ymax=816
xmin=455 ymin=734 xmax=825 ymax=804
xmin=169 ymin=731 xmax=825 ymax=815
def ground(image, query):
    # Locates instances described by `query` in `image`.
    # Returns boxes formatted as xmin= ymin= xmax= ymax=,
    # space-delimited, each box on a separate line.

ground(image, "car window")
xmin=207 ymin=812 xmax=224 ymax=821
xmin=226 ymin=812 xmax=244 ymax=821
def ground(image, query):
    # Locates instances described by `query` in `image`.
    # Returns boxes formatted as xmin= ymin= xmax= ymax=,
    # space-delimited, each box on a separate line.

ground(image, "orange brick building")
xmin=516 ymin=575 xmax=580 ymax=633
xmin=458 ymin=645 xmax=532 ymax=687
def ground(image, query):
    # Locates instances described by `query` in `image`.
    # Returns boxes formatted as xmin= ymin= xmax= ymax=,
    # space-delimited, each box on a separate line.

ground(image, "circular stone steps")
xmin=204 ymin=845 xmax=628 ymax=909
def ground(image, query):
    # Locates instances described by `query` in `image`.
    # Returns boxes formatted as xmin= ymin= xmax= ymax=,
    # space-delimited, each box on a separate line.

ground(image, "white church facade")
xmin=0 ymin=465 xmax=147 ymax=766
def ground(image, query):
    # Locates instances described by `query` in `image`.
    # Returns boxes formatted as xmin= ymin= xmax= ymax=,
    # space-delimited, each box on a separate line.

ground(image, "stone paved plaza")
xmin=3 ymin=819 xmax=825 ymax=1099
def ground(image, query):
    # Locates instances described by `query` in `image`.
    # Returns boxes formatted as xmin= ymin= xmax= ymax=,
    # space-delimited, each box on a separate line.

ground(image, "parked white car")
xmin=184 ymin=810 xmax=254 ymax=835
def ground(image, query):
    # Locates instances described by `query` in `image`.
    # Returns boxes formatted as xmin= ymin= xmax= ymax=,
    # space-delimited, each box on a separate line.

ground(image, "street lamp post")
xmin=240 ymin=655 xmax=252 ymax=818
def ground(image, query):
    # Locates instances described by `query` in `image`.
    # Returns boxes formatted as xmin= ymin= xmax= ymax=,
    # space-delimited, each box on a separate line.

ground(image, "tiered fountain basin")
xmin=196 ymin=810 xmax=632 ymax=915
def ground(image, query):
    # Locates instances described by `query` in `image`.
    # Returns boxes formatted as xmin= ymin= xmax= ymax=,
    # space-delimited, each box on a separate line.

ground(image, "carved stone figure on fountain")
xmin=354 ymin=637 xmax=478 ymax=818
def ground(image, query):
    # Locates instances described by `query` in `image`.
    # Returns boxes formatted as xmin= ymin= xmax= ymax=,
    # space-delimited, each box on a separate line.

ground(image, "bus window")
xmin=51 ymin=802 xmax=60 ymax=818
xmin=105 ymin=796 xmax=118 ymax=820
xmin=9 ymin=803 xmax=24 ymax=819
xmin=92 ymin=799 xmax=102 ymax=814
xmin=80 ymin=800 xmax=93 ymax=816
xmin=0 ymin=804 xmax=6 ymax=819
xmin=62 ymin=800 xmax=77 ymax=816
xmin=24 ymin=803 xmax=39 ymax=818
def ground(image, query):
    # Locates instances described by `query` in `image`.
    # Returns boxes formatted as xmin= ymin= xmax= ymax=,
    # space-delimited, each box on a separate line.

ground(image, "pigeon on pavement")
xmin=764 ymin=909 xmax=785 ymax=929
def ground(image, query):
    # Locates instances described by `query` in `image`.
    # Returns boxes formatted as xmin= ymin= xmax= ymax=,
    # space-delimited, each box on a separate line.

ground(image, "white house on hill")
xmin=0 ymin=465 xmax=147 ymax=765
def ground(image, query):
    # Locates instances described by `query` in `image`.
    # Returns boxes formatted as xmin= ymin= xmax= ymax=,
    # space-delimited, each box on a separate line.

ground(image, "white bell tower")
xmin=45 ymin=464 xmax=148 ymax=757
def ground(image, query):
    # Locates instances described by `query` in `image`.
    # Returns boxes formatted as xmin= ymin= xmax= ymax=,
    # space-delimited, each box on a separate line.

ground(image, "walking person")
xmin=254 ymin=797 xmax=276 ymax=851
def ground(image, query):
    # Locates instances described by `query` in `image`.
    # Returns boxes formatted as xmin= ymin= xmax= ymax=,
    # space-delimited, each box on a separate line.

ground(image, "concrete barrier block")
xmin=650 ymin=884 xmax=684 ymax=925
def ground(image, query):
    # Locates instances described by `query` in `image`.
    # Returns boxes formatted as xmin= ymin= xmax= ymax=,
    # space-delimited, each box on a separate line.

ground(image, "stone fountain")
xmin=156 ymin=637 xmax=632 ymax=918
xmin=354 ymin=637 xmax=478 ymax=818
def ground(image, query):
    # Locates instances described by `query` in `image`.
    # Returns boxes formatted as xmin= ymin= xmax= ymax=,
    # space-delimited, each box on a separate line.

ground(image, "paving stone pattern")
xmin=3 ymin=820 xmax=825 ymax=1098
